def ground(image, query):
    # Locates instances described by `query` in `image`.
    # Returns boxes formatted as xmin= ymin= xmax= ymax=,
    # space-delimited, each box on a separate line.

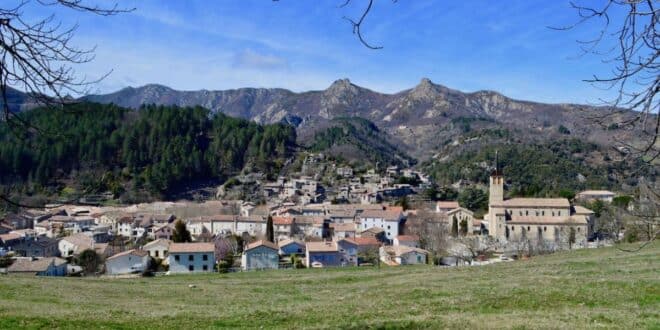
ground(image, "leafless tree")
xmin=0 ymin=1 xmax=133 ymax=127
xmin=554 ymin=1 xmax=659 ymax=166
xmin=617 ymin=179 xmax=659 ymax=251
xmin=406 ymin=206 xmax=450 ymax=258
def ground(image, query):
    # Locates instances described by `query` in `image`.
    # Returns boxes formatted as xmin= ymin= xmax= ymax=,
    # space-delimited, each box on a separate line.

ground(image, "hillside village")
xmin=0 ymin=158 xmax=628 ymax=277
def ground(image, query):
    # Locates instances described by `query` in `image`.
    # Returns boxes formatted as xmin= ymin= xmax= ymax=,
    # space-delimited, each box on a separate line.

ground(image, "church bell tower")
xmin=488 ymin=151 xmax=505 ymax=239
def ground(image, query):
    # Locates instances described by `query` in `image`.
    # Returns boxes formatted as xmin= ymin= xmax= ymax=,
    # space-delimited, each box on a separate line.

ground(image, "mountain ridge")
xmin=10 ymin=78 xmax=640 ymax=161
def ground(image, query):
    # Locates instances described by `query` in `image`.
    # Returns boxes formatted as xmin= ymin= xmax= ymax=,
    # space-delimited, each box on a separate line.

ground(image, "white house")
xmin=168 ymin=243 xmax=216 ymax=273
xmin=380 ymin=245 xmax=428 ymax=265
xmin=105 ymin=249 xmax=150 ymax=275
xmin=576 ymin=190 xmax=616 ymax=203
xmin=58 ymin=233 xmax=95 ymax=258
xmin=393 ymin=235 xmax=420 ymax=248
xmin=143 ymin=239 xmax=171 ymax=260
xmin=358 ymin=209 xmax=405 ymax=241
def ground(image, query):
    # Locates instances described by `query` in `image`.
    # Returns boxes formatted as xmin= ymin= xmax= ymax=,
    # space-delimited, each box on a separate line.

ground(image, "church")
xmin=485 ymin=167 xmax=593 ymax=248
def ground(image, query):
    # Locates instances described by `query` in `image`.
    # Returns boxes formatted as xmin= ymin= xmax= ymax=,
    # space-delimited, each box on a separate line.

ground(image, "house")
xmin=13 ymin=236 xmax=59 ymax=258
xmin=358 ymin=227 xmax=387 ymax=242
xmin=576 ymin=190 xmax=616 ymax=203
xmin=154 ymin=223 xmax=175 ymax=240
xmin=349 ymin=237 xmax=381 ymax=253
xmin=380 ymin=245 xmax=428 ymax=265
xmin=393 ymin=235 xmax=420 ymax=248
xmin=58 ymin=233 xmax=104 ymax=258
xmin=278 ymin=238 xmax=305 ymax=256
xmin=305 ymin=239 xmax=357 ymax=268
xmin=294 ymin=216 xmax=328 ymax=238
xmin=436 ymin=201 xmax=460 ymax=213
xmin=186 ymin=215 xmax=266 ymax=238
xmin=0 ymin=233 xmax=23 ymax=250
xmin=7 ymin=257 xmax=67 ymax=276
xmin=336 ymin=239 xmax=358 ymax=266
xmin=168 ymin=243 xmax=216 ymax=273
xmin=2 ymin=213 xmax=32 ymax=230
xmin=336 ymin=166 xmax=354 ymax=178
xmin=305 ymin=241 xmax=339 ymax=268
xmin=241 ymin=240 xmax=280 ymax=271
xmin=446 ymin=207 xmax=475 ymax=235
xmin=273 ymin=216 xmax=295 ymax=242
xmin=143 ymin=239 xmax=171 ymax=260
xmin=358 ymin=209 xmax=405 ymax=242
xmin=105 ymin=249 xmax=150 ymax=275
xmin=330 ymin=223 xmax=357 ymax=239
xmin=0 ymin=223 xmax=13 ymax=234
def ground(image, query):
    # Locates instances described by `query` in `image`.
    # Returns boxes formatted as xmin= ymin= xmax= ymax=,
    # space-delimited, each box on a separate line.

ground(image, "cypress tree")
xmin=451 ymin=215 xmax=459 ymax=237
xmin=266 ymin=215 xmax=274 ymax=242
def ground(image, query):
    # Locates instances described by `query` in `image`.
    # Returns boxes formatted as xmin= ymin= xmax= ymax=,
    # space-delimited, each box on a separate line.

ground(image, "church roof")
xmin=493 ymin=198 xmax=570 ymax=208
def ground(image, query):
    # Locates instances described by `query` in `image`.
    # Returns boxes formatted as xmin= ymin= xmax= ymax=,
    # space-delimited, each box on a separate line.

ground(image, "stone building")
xmin=485 ymin=169 xmax=592 ymax=248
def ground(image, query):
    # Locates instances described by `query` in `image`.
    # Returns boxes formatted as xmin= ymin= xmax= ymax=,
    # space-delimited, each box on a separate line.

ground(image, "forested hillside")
xmin=306 ymin=117 xmax=413 ymax=167
xmin=0 ymin=103 xmax=296 ymax=202
xmin=423 ymin=139 xmax=656 ymax=197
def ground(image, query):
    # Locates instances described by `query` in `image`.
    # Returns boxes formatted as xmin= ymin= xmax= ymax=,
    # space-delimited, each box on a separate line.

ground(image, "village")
xmin=0 ymin=155 xmax=620 ymax=277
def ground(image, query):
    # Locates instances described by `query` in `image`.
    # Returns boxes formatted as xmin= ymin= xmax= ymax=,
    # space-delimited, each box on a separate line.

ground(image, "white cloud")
xmin=233 ymin=49 xmax=289 ymax=70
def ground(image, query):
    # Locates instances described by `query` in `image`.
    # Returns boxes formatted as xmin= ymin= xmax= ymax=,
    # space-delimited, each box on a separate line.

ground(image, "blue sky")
xmin=22 ymin=0 xmax=625 ymax=104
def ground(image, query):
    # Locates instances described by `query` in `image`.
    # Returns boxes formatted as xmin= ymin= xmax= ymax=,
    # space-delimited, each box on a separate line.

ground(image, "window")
xmin=519 ymin=211 xmax=522 ymax=216
xmin=542 ymin=211 xmax=545 ymax=216
xmin=188 ymin=255 xmax=194 ymax=261
xmin=189 ymin=265 xmax=194 ymax=271
xmin=203 ymin=254 xmax=208 ymax=261
xmin=577 ymin=227 xmax=581 ymax=232
xmin=543 ymin=226 xmax=547 ymax=232
xmin=527 ymin=226 xmax=530 ymax=231
xmin=203 ymin=265 xmax=208 ymax=271
xmin=552 ymin=212 xmax=555 ymax=216
xmin=511 ymin=226 xmax=515 ymax=231
xmin=525 ymin=211 xmax=529 ymax=216
xmin=175 ymin=255 xmax=180 ymax=262
xmin=155 ymin=251 xmax=159 ymax=257
xmin=387 ymin=225 xmax=391 ymax=230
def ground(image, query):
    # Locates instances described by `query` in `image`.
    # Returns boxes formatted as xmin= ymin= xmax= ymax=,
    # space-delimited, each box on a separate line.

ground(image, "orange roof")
xmin=272 ymin=216 xmax=294 ymax=225
xmin=385 ymin=206 xmax=404 ymax=213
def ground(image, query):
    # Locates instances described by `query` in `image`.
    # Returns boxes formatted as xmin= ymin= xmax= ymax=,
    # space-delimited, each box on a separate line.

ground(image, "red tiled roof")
xmin=272 ymin=216 xmax=294 ymax=225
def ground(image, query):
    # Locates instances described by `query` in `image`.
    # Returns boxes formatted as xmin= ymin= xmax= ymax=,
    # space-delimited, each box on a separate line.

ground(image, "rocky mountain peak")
xmin=409 ymin=77 xmax=442 ymax=101
xmin=325 ymin=78 xmax=359 ymax=96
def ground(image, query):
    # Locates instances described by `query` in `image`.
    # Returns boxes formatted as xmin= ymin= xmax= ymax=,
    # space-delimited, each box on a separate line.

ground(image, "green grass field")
xmin=0 ymin=243 xmax=658 ymax=329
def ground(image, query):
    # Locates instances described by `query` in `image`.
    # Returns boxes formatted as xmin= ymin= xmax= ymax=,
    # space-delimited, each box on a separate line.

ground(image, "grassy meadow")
xmin=0 ymin=243 xmax=658 ymax=329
